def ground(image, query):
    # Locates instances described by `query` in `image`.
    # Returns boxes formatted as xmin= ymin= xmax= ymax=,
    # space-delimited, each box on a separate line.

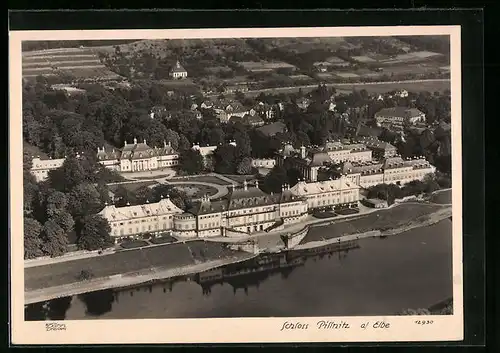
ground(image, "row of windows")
xmin=200 ymin=214 xmax=218 ymax=220
xmin=112 ymin=222 xmax=172 ymax=235
xmin=200 ymin=222 xmax=219 ymax=229
xmin=34 ymin=164 xmax=62 ymax=168
xmin=114 ymin=215 xmax=173 ymax=226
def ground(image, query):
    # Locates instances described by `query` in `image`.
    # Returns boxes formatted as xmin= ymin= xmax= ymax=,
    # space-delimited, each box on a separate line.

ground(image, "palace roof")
xmin=375 ymin=107 xmax=424 ymax=118
xmin=289 ymin=177 xmax=359 ymax=197
xmin=97 ymin=139 xmax=177 ymax=161
xmin=99 ymin=198 xmax=183 ymax=222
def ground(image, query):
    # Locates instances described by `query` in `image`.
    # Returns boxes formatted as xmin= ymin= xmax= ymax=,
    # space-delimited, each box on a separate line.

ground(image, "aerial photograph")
xmin=22 ymin=35 xmax=453 ymax=320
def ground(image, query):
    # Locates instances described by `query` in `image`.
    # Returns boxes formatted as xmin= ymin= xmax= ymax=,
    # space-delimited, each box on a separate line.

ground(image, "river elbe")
xmin=25 ymin=219 xmax=453 ymax=320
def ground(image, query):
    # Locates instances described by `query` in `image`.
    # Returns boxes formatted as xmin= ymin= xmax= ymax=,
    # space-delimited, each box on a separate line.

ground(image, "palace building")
xmin=30 ymin=157 xmax=66 ymax=182
xmin=98 ymin=177 xmax=363 ymax=242
xmin=374 ymin=107 xmax=426 ymax=130
xmin=96 ymin=138 xmax=179 ymax=172
xmin=342 ymin=155 xmax=436 ymax=188
xmin=276 ymin=140 xmax=373 ymax=183
xmin=99 ymin=180 xmax=314 ymax=242
xmin=289 ymin=176 xmax=360 ymax=210
xmin=98 ymin=195 xmax=184 ymax=239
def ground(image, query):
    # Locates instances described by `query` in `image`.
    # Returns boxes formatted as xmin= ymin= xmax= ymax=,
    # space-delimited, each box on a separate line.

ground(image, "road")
xmin=205 ymin=78 xmax=450 ymax=98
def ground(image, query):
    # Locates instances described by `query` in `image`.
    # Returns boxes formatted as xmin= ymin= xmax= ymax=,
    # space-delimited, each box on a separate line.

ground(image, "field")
xmin=334 ymin=72 xmax=361 ymax=78
xmin=22 ymin=47 xmax=122 ymax=80
xmin=25 ymin=241 xmax=244 ymax=290
xmin=302 ymin=203 xmax=445 ymax=244
xmin=260 ymin=37 xmax=349 ymax=53
xmin=333 ymin=79 xmax=451 ymax=94
xmin=289 ymin=74 xmax=314 ymax=81
xmin=237 ymin=61 xmax=297 ymax=72
xmin=351 ymin=55 xmax=377 ymax=63
xmin=325 ymin=56 xmax=349 ymax=64
xmin=430 ymin=189 xmax=452 ymax=204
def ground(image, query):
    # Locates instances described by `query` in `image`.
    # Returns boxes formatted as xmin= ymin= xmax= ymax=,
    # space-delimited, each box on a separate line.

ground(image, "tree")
xmin=23 ymin=169 xmax=39 ymax=215
xmin=204 ymin=154 xmax=215 ymax=172
xmin=262 ymin=166 xmax=288 ymax=194
xmin=178 ymin=134 xmax=191 ymax=151
xmin=134 ymin=185 xmax=154 ymax=204
xmin=51 ymin=210 xmax=75 ymax=234
xmin=24 ymin=217 xmax=44 ymax=259
xmin=213 ymin=144 xmax=241 ymax=174
xmin=41 ymin=219 xmax=69 ymax=257
xmin=178 ymin=149 xmax=204 ymax=175
xmin=150 ymin=184 xmax=187 ymax=210
xmin=23 ymin=112 xmax=42 ymax=146
xmin=45 ymin=190 xmax=68 ymax=217
xmin=68 ymin=183 xmax=103 ymax=218
xmin=236 ymin=157 xmax=253 ymax=175
xmin=235 ymin=90 xmax=245 ymax=102
xmin=164 ymin=129 xmax=180 ymax=150
xmin=48 ymin=155 xmax=86 ymax=192
xmin=76 ymin=214 xmax=113 ymax=251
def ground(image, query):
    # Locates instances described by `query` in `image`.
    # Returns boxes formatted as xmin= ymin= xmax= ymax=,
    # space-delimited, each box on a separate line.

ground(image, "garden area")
xmin=169 ymin=175 xmax=233 ymax=186
xmin=150 ymin=234 xmax=177 ymax=245
xmin=429 ymin=189 xmax=451 ymax=204
xmin=120 ymin=240 xmax=150 ymax=249
xmin=172 ymin=184 xmax=219 ymax=198
xmin=302 ymin=202 xmax=444 ymax=244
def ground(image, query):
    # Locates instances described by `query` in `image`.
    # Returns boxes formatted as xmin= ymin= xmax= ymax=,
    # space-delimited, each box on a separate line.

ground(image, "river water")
xmin=25 ymin=219 xmax=453 ymax=320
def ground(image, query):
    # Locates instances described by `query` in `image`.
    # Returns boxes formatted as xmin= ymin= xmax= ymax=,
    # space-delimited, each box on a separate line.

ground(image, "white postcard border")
xmin=9 ymin=25 xmax=463 ymax=345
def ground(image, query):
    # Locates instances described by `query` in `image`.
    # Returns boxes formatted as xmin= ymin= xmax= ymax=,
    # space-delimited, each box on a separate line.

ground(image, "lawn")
xmin=173 ymin=184 xmax=219 ymax=198
xmin=107 ymin=181 xmax=158 ymax=193
xmin=25 ymin=241 xmax=244 ymax=291
xmin=222 ymin=175 xmax=256 ymax=184
xmin=312 ymin=211 xmax=337 ymax=219
xmin=430 ymin=189 xmax=451 ymax=204
xmin=169 ymin=175 xmax=232 ymax=186
xmin=150 ymin=235 xmax=177 ymax=245
xmin=120 ymin=240 xmax=150 ymax=249
xmin=301 ymin=203 xmax=444 ymax=244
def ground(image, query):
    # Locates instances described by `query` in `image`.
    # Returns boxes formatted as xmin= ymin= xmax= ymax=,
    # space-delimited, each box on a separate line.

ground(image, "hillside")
xmin=22 ymin=47 xmax=124 ymax=82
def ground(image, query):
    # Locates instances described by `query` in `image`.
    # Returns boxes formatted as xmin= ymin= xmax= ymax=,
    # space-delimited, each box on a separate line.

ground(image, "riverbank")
xmin=25 ymin=253 xmax=257 ymax=305
xmin=25 ymin=204 xmax=451 ymax=305
xmin=293 ymin=205 xmax=451 ymax=251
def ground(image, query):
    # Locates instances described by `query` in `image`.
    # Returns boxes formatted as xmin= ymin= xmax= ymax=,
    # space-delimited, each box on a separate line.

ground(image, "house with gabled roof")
xmin=170 ymin=60 xmax=188 ymax=79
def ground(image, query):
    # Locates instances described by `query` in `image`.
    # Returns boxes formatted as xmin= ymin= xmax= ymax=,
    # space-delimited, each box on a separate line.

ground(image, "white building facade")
xmin=289 ymin=176 xmax=361 ymax=210
xmin=30 ymin=157 xmax=66 ymax=182
xmin=343 ymin=156 xmax=436 ymax=188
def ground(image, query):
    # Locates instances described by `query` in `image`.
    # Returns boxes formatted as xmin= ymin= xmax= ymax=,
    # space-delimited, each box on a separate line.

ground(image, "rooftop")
xmin=99 ymin=198 xmax=183 ymax=222
xmin=375 ymin=107 xmax=424 ymax=118
xmin=256 ymin=122 xmax=287 ymax=137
